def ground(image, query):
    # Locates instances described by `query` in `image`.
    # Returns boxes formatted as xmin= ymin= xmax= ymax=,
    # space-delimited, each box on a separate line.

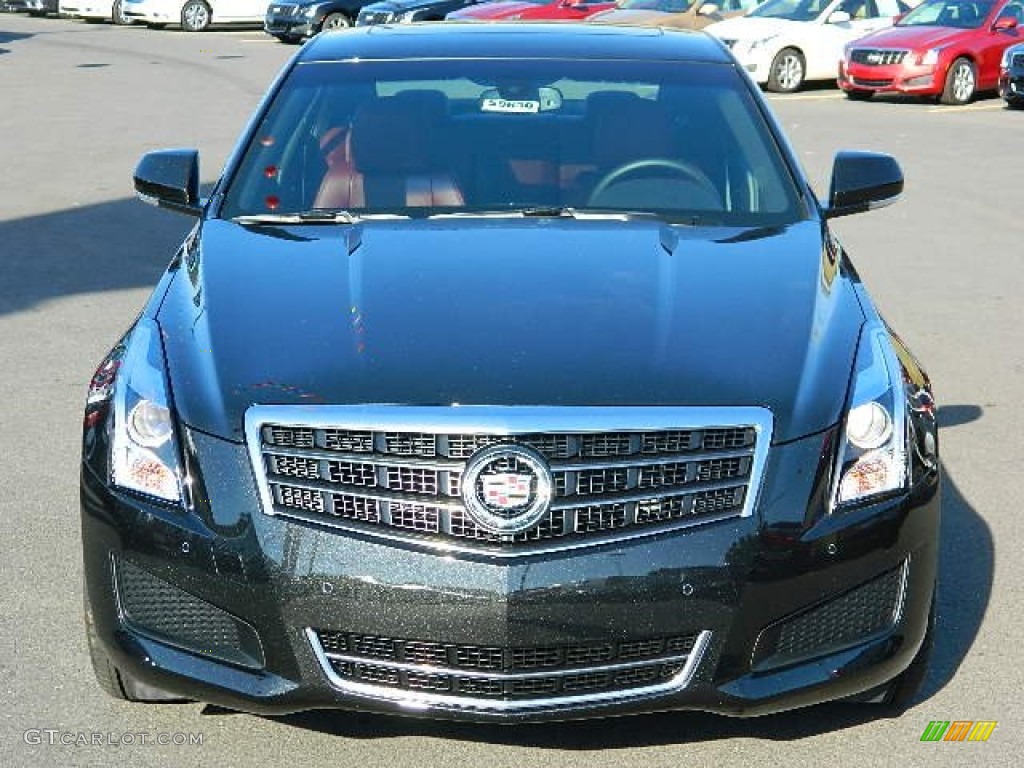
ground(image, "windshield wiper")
xmin=429 ymin=207 xmax=665 ymax=221
xmin=232 ymin=209 xmax=409 ymax=225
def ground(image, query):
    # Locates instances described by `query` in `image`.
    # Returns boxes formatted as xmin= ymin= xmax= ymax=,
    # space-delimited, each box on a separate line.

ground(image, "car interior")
xmin=224 ymin=72 xmax=801 ymax=225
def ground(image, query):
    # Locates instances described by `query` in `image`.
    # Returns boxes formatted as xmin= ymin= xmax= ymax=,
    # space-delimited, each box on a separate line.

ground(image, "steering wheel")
xmin=587 ymin=158 xmax=721 ymax=208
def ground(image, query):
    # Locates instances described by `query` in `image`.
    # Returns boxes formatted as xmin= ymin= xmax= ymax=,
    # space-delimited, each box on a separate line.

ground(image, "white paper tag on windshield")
xmin=481 ymin=98 xmax=540 ymax=114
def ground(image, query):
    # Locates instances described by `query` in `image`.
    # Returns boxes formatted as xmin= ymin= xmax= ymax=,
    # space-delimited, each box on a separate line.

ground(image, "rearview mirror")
xmin=824 ymin=151 xmax=903 ymax=219
xmin=827 ymin=10 xmax=852 ymax=23
xmin=133 ymin=149 xmax=202 ymax=217
xmin=699 ymin=3 xmax=720 ymax=15
xmin=993 ymin=15 xmax=1019 ymax=31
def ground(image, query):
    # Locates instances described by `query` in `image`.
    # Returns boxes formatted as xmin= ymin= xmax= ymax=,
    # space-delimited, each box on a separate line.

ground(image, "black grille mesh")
xmin=758 ymin=566 xmax=905 ymax=667
xmin=115 ymin=558 xmax=262 ymax=668
xmin=316 ymin=629 xmax=697 ymax=701
xmin=261 ymin=422 xmax=759 ymax=550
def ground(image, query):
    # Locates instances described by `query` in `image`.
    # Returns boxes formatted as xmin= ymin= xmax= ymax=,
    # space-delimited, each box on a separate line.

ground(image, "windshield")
xmin=615 ymin=0 xmax=696 ymax=11
xmin=749 ymin=0 xmax=833 ymax=21
xmin=219 ymin=59 xmax=805 ymax=227
xmin=896 ymin=0 xmax=995 ymax=28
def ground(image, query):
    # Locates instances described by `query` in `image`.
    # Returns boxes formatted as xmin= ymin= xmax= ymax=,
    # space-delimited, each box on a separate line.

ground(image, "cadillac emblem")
xmin=461 ymin=444 xmax=554 ymax=534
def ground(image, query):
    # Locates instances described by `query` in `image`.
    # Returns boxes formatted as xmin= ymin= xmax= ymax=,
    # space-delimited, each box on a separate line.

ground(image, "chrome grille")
xmin=850 ymin=48 xmax=909 ymax=66
xmin=309 ymin=628 xmax=710 ymax=708
xmin=247 ymin=406 xmax=772 ymax=556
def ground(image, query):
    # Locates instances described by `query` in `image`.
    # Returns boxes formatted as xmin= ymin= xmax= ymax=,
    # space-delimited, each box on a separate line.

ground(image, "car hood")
xmin=158 ymin=219 xmax=864 ymax=443
xmin=850 ymin=24 xmax=965 ymax=51
xmin=591 ymin=9 xmax=693 ymax=25
xmin=705 ymin=16 xmax=804 ymax=40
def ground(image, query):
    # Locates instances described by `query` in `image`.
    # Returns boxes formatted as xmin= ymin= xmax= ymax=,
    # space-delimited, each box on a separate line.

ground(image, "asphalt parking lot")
xmin=1 ymin=13 xmax=1021 ymax=767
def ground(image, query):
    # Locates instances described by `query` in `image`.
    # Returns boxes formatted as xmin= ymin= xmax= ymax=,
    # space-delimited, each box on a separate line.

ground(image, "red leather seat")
xmin=314 ymin=92 xmax=463 ymax=210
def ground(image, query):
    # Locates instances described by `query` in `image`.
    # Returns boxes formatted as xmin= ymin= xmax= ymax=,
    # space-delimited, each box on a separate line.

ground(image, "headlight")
xmin=109 ymin=317 xmax=184 ymax=503
xmin=832 ymin=328 xmax=908 ymax=508
xmin=1001 ymin=47 xmax=1017 ymax=69
xmin=749 ymin=35 xmax=778 ymax=51
xmin=919 ymin=48 xmax=942 ymax=66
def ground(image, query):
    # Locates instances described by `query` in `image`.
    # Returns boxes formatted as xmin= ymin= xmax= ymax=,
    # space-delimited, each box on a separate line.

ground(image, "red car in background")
xmin=447 ymin=0 xmax=615 ymax=20
xmin=839 ymin=0 xmax=1024 ymax=104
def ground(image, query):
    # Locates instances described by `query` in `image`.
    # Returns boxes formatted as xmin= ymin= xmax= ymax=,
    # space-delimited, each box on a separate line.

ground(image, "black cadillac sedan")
xmin=355 ymin=0 xmax=478 ymax=23
xmin=82 ymin=23 xmax=940 ymax=722
xmin=1000 ymin=42 xmax=1024 ymax=108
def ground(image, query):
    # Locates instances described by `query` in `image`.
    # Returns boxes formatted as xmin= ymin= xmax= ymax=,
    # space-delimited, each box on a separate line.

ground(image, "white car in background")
xmin=59 ymin=0 xmax=132 ymax=24
xmin=121 ymin=0 xmax=266 ymax=30
xmin=706 ymin=0 xmax=911 ymax=92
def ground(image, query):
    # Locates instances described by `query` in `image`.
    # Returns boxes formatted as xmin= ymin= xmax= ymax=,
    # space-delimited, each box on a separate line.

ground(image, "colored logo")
xmin=461 ymin=444 xmax=553 ymax=535
xmin=920 ymin=721 xmax=997 ymax=742
xmin=482 ymin=473 xmax=533 ymax=509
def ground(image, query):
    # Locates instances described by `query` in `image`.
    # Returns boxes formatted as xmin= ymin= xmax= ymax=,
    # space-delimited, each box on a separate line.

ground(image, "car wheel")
xmin=845 ymin=89 xmax=872 ymax=101
xmin=180 ymin=0 xmax=212 ymax=32
xmin=940 ymin=57 xmax=976 ymax=106
xmin=767 ymin=48 xmax=806 ymax=93
xmin=881 ymin=595 xmax=935 ymax=710
xmin=849 ymin=592 xmax=935 ymax=710
xmin=84 ymin=588 xmax=186 ymax=703
xmin=1005 ymin=98 xmax=1024 ymax=110
xmin=112 ymin=0 xmax=133 ymax=25
xmin=320 ymin=12 xmax=351 ymax=31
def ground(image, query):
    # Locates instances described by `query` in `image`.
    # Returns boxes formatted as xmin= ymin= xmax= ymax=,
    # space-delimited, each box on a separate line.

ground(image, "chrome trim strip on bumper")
xmin=306 ymin=628 xmax=713 ymax=713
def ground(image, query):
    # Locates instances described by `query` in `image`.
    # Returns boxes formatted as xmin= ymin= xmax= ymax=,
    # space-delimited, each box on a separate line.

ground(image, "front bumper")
xmin=82 ymin=427 xmax=940 ymax=721
xmin=264 ymin=11 xmax=315 ymax=38
xmin=61 ymin=3 xmax=109 ymax=17
xmin=999 ymin=69 xmax=1024 ymax=104
xmin=721 ymin=42 xmax=774 ymax=85
xmin=3 ymin=0 xmax=57 ymax=11
xmin=839 ymin=60 xmax=941 ymax=96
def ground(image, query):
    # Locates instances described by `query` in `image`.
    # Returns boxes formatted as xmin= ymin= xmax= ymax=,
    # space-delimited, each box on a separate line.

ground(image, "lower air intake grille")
xmin=310 ymin=629 xmax=708 ymax=707
xmin=114 ymin=557 xmax=264 ymax=669
xmin=753 ymin=562 xmax=908 ymax=670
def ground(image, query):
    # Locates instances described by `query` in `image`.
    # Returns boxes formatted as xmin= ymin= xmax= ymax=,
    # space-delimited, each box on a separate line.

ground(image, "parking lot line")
xmin=767 ymin=92 xmax=844 ymax=101
xmin=927 ymin=102 xmax=1008 ymax=114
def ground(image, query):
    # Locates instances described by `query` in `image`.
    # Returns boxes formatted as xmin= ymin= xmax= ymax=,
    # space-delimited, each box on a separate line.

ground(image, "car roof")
xmin=298 ymin=22 xmax=734 ymax=66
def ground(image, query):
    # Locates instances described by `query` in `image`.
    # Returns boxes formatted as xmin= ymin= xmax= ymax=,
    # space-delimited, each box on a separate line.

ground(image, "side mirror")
xmin=824 ymin=150 xmax=903 ymax=219
xmin=698 ymin=3 xmax=720 ymax=15
xmin=993 ymin=15 xmax=1019 ymax=31
xmin=827 ymin=10 xmax=852 ymax=23
xmin=133 ymin=149 xmax=202 ymax=217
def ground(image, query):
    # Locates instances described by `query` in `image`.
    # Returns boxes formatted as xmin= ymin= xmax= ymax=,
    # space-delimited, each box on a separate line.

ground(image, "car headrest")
xmin=349 ymin=91 xmax=449 ymax=175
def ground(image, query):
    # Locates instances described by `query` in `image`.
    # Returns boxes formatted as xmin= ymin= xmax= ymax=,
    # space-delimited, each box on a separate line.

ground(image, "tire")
xmin=84 ymin=587 xmax=186 ymax=703
xmin=881 ymin=596 xmax=935 ymax=710
xmin=847 ymin=593 xmax=935 ymax=710
xmin=767 ymin=48 xmax=806 ymax=93
xmin=320 ymin=12 xmax=351 ymax=31
xmin=940 ymin=57 xmax=976 ymax=106
xmin=180 ymin=0 xmax=211 ymax=32
xmin=112 ymin=0 xmax=132 ymax=25
xmin=845 ymin=89 xmax=872 ymax=101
